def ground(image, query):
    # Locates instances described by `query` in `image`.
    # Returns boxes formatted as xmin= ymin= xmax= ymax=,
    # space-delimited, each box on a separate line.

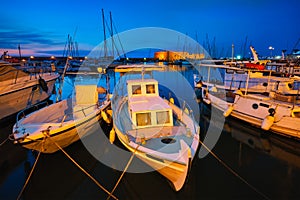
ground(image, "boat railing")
xmin=176 ymin=97 xmax=199 ymax=135
xmin=15 ymin=99 xmax=100 ymax=128
xmin=1 ymin=64 xmax=57 ymax=86
xmin=58 ymin=103 xmax=99 ymax=126
xmin=15 ymin=100 xmax=51 ymax=128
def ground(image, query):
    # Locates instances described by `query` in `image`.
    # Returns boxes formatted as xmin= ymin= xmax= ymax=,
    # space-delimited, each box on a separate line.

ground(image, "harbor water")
xmin=1 ymin=65 xmax=300 ymax=199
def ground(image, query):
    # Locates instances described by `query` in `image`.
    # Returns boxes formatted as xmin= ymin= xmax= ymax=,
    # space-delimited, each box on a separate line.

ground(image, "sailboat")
xmin=12 ymin=83 xmax=111 ymax=153
xmin=111 ymin=73 xmax=200 ymax=191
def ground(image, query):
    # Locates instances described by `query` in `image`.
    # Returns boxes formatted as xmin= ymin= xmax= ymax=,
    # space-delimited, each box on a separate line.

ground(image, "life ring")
xmin=38 ymin=77 xmax=48 ymax=92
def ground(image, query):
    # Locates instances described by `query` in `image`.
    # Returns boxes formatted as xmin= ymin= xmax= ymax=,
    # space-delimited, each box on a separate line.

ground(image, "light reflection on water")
xmin=0 ymin=66 xmax=300 ymax=199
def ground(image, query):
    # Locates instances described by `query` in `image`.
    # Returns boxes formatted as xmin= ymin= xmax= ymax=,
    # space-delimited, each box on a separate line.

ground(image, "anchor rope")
xmin=41 ymin=131 xmax=118 ymax=200
xmin=106 ymin=145 xmax=140 ymax=200
xmin=198 ymin=139 xmax=270 ymax=200
xmin=16 ymin=137 xmax=44 ymax=200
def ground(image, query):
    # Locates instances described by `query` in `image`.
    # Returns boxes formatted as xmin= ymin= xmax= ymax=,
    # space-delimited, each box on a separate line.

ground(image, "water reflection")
xmin=1 ymin=67 xmax=300 ymax=199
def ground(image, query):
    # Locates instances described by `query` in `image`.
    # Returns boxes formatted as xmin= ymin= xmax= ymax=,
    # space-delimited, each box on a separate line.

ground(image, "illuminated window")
xmin=132 ymin=85 xmax=141 ymax=95
xmin=146 ymin=84 xmax=155 ymax=94
xmin=156 ymin=111 xmax=170 ymax=125
xmin=136 ymin=113 xmax=151 ymax=126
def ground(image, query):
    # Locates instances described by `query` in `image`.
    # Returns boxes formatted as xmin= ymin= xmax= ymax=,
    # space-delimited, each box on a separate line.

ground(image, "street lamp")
xmin=268 ymin=46 xmax=274 ymax=58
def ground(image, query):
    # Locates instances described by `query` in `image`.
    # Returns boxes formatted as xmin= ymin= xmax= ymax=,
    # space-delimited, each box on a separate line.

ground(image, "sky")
xmin=1 ymin=0 xmax=300 ymax=58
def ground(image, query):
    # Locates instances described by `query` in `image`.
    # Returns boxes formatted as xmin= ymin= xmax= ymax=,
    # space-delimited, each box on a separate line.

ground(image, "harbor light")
xmin=50 ymin=56 xmax=55 ymax=59
xmin=30 ymin=55 xmax=34 ymax=59
xmin=269 ymin=46 xmax=274 ymax=57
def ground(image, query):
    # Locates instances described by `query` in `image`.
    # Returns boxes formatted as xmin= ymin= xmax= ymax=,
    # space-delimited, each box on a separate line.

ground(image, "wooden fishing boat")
xmin=12 ymin=84 xmax=111 ymax=153
xmin=0 ymin=61 xmax=59 ymax=120
xmin=111 ymin=75 xmax=200 ymax=191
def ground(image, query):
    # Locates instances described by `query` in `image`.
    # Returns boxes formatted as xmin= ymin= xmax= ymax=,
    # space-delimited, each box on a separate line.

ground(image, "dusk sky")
xmin=1 ymin=0 xmax=300 ymax=58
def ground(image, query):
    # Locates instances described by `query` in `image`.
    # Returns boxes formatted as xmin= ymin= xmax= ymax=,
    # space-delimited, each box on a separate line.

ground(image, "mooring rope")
xmin=41 ymin=131 xmax=118 ymax=200
xmin=16 ymin=137 xmax=44 ymax=200
xmin=198 ymin=139 xmax=270 ymax=200
xmin=0 ymin=137 xmax=9 ymax=146
xmin=106 ymin=145 xmax=140 ymax=200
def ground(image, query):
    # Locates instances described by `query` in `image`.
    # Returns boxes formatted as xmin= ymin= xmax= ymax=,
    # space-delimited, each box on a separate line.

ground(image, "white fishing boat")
xmin=202 ymin=69 xmax=300 ymax=139
xmin=0 ymin=61 xmax=59 ymax=120
xmin=111 ymin=74 xmax=200 ymax=191
xmin=12 ymin=84 xmax=111 ymax=153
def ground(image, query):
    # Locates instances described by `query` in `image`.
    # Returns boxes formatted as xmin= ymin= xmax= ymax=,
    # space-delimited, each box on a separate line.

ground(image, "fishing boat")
xmin=202 ymin=70 xmax=300 ymax=139
xmin=12 ymin=84 xmax=111 ymax=153
xmin=0 ymin=61 xmax=59 ymax=120
xmin=111 ymin=74 xmax=200 ymax=191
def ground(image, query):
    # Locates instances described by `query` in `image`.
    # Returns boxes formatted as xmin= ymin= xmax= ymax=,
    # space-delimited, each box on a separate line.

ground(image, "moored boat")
xmin=0 ymin=61 xmax=59 ymax=120
xmin=12 ymin=84 xmax=111 ymax=153
xmin=203 ymin=78 xmax=300 ymax=139
xmin=111 ymin=74 xmax=200 ymax=191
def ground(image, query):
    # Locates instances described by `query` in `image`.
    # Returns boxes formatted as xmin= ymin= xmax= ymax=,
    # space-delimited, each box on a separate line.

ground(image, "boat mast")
xmin=18 ymin=44 xmax=22 ymax=61
xmin=231 ymin=43 xmax=234 ymax=63
xmin=110 ymin=11 xmax=114 ymax=58
xmin=102 ymin=8 xmax=107 ymax=58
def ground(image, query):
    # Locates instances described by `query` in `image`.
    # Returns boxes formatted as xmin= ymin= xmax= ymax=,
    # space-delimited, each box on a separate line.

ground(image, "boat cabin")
xmin=127 ymin=79 xmax=173 ymax=128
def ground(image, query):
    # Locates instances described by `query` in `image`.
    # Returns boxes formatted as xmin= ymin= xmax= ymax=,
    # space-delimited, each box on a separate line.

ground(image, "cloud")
xmin=0 ymin=29 xmax=64 ymax=49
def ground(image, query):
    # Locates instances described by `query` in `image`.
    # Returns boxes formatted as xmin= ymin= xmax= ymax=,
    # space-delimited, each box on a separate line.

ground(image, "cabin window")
xmin=156 ymin=111 xmax=170 ymax=125
xmin=146 ymin=84 xmax=155 ymax=94
xmin=132 ymin=85 xmax=141 ymax=95
xmin=136 ymin=113 xmax=151 ymax=126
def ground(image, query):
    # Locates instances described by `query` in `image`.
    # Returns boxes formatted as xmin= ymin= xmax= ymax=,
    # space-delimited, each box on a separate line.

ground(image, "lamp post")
xmin=268 ymin=46 xmax=274 ymax=58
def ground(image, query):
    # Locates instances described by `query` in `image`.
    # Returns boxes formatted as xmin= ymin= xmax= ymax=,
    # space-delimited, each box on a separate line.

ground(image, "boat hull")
xmin=0 ymin=78 xmax=57 ymax=120
xmin=114 ymin=125 xmax=192 ymax=191
xmin=205 ymin=92 xmax=300 ymax=139
xmin=14 ymin=100 xmax=111 ymax=153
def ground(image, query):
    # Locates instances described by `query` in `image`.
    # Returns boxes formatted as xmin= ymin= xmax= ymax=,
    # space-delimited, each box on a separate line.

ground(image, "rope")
xmin=16 ymin=138 xmax=44 ymax=200
xmin=106 ymin=145 xmax=139 ymax=200
xmin=41 ymin=131 xmax=118 ymax=200
xmin=0 ymin=137 xmax=9 ymax=146
xmin=198 ymin=139 xmax=270 ymax=200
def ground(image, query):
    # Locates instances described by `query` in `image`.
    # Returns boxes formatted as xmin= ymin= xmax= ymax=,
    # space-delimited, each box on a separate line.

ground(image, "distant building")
xmin=154 ymin=51 xmax=205 ymax=61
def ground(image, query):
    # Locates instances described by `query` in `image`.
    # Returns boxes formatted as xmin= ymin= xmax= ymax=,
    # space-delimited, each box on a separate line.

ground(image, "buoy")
xmin=210 ymin=85 xmax=218 ymax=93
xmin=97 ymin=67 xmax=103 ymax=73
xmin=196 ymin=81 xmax=202 ymax=88
xmin=101 ymin=111 xmax=111 ymax=124
xmin=184 ymin=107 xmax=189 ymax=115
xmin=141 ymin=134 xmax=146 ymax=145
xmin=170 ymin=97 xmax=174 ymax=104
xmin=38 ymin=77 xmax=48 ymax=92
xmin=223 ymin=104 xmax=234 ymax=117
xmin=97 ymin=86 xmax=106 ymax=94
xmin=261 ymin=115 xmax=274 ymax=130
xmin=109 ymin=128 xmax=115 ymax=144
xmin=106 ymin=109 xmax=113 ymax=117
